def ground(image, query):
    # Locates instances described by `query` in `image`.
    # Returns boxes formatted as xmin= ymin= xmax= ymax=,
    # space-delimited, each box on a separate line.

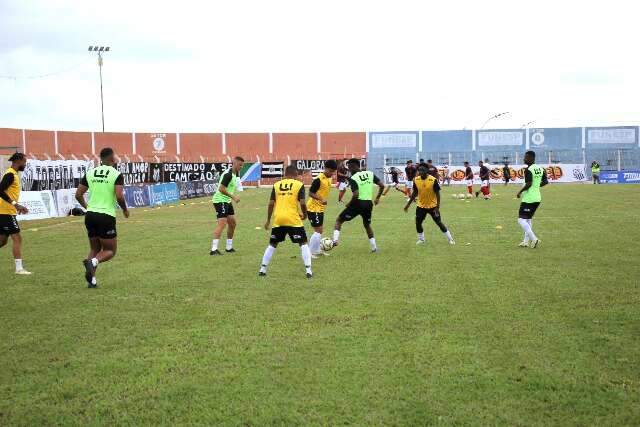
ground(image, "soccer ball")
xmin=457 ymin=193 xmax=465 ymax=199
xmin=321 ymin=237 xmax=334 ymax=251
xmin=465 ymin=193 xmax=472 ymax=199
xmin=451 ymin=194 xmax=458 ymax=199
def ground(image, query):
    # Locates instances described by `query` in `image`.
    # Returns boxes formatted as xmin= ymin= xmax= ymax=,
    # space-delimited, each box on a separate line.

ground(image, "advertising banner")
xmin=21 ymin=159 xmax=93 ymax=191
xmin=116 ymin=162 xmax=152 ymax=185
xmin=295 ymin=159 xmax=326 ymax=178
xmin=163 ymin=163 xmax=222 ymax=182
xmin=383 ymin=164 xmax=588 ymax=184
xmin=261 ymin=162 xmax=284 ymax=178
xmin=203 ymin=181 xmax=217 ymax=195
xmin=370 ymin=132 xmax=418 ymax=149
xmin=148 ymin=183 xmax=168 ymax=205
xmin=600 ymin=170 xmax=640 ymax=184
xmin=163 ymin=182 xmax=180 ymax=202
xmin=54 ymin=188 xmax=77 ymax=217
xmin=477 ymin=131 xmax=524 ymax=147
xmin=177 ymin=181 xmax=197 ymax=199
xmin=124 ymin=185 xmax=151 ymax=208
xmin=587 ymin=127 xmax=638 ymax=145
xmin=18 ymin=191 xmax=57 ymax=220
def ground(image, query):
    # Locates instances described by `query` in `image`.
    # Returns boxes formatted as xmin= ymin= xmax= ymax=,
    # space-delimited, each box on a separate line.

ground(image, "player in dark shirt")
xmin=464 ymin=161 xmax=474 ymax=197
xmin=337 ymin=161 xmax=350 ymax=203
xmin=503 ymin=163 xmax=511 ymax=185
xmin=426 ymin=159 xmax=439 ymax=180
xmin=476 ymin=161 xmax=492 ymax=199
xmin=383 ymin=167 xmax=405 ymax=196
xmin=404 ymin=160 xmax=417 ymax=198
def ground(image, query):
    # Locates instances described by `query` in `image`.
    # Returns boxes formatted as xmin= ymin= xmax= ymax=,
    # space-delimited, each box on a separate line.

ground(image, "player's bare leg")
xmin=210 ymin=217 xmax=228 ymax=255
xmin=431 ymin=212 xmax=455 ymax=245
xmin=225 ymin=215 xmax=236 ymax=252
xmin=0 ymin=235 xmax=7 ymax=249
xmin=10 ymin=233 xmax=30 ymax=274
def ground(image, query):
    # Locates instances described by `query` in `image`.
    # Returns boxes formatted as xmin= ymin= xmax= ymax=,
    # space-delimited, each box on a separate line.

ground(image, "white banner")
xmin=21 ymin=159 xmax=94 ymax=191
xmin=18 ymin=191 xmax=57 ymax=220
xmin=370 ymin=133 xmax=417 ymax=149
xmin=54 ymin=188 xmax=77 ymax=217
xmin=587 ymin=128 xmax=637 ymax=144
xmin=384 ymin=164 xmax=588 ymax=185
xmin=477 ymin=131 xmax=524 ymax=146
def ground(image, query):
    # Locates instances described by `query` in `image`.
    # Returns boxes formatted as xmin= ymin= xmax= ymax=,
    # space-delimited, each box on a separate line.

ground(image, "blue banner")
xmin=163 ymin=182 xmax=179 ymax=202
xmin=600 ymin=170 xmax=640 ymax=184
xmin=148 ymin=184 xmax=167 ymax=205
xmin=124 ymin=185 xmax=151 ymax=208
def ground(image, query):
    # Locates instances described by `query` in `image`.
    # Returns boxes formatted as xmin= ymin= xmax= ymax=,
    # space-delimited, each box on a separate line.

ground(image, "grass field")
xmin=0 ymin=183 xmax=639 ymax=425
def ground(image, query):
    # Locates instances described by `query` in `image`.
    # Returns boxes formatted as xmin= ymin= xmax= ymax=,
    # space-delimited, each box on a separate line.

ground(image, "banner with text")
xmin=21 ymin=159 xmax=94 ymax=191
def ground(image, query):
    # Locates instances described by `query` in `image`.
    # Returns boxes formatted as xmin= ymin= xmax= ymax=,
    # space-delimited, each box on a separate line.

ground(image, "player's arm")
xmin=75 ymin=174 xmax=89 ymax=209
xmin=347 ymin=178 xmax=358 ymax=206
xmin=373 ymin=175 xmax=384 ymax=205
xmin=298 ymin=186 xmax=307 ymax=220
xmin=308 ymin=178 xmax=325 ymax=205
xmin=517 ymin=169 xmax=532 ymax=198
xmin=404 ymin=183 xmax=418 ymax=212
xmin=540 ymin=169 xmax=549 ymax=187
xmin=434 ymin=180 xmax=441 ymax=209
xmin=114 ymin=174 xmax=130 ymax=218
xmin=217 ymin=171 xmax=239 ymax=203
xmin=0 ymin=173 xmax=28 ymax=214
xmin=264 ymin=188 xmax=275 ymax=229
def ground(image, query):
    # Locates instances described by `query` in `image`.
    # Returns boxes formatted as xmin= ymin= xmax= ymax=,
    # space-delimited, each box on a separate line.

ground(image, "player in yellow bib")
xmin=260 ymin=165 xmax=313 ymax=278
xmin=307 ymin=159 xmax=337 ymax=257
xmin=404 ymin=166 xmax=455 ymax=245
xmin=0 ymin=153 xmax=31 ymax=275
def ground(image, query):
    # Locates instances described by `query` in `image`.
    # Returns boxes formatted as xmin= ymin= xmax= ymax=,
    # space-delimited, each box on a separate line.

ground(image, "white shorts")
xmin=466 ymin=179 xmax=474 ymax=187
xmin=405 ymin=180 xmax=414 ymax=189
xmin=481 ymin=180 xmax=489 ymax=188
xmin=338 ymin=181 xmax=349 ymax=191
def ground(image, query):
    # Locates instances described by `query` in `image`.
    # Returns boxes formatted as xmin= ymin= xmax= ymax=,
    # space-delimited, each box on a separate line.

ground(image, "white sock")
xmin=418 ymin=232 xmax=425 ymax=241
xmin=260 ymin=246 xmax=276 ymax=272
xmin=15 ymin=259 xmax=23 ymax=271
xmin=518 ymin=218 xmax=537 ymax=242
xmin=523 ymin=219 xmax=532 ymax=242
xmin=91 ymin=257 xmax=99 ymax=267
xmin=301 ymin=244 xmax=312 ymax=273
xmin=211 ymin=239 xmax=219 ymax=251
xmin=443 ymin=230 xmax=453 ymax=242
xmin=310 ymin=232 xmax=322 ymax=254
xmin=226 ymin=239 xmax=233 ymax=250
xmin=91 ymin=277 xmax=97 ymax=285
xmin=369 ymin=237 xmax=377 ymax=251
xmin=333 ymin=229 xmax=340 ymax=243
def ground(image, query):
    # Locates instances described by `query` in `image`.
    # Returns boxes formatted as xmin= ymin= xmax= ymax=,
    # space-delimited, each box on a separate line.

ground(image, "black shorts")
xmin=0 ymin=215 xmax=20 ymax=236
xmin=214 ymin=202 xmax=235 ymax=219
xmin=338 ymin=200 xmax=373 ymax=226
xmin=85 ymin=211 xmax=117 ymax=239
xmin=519 ymin=202 xmax=541 ymax=219
xmin=416 ymin=206 xmax=441 ymax=223
xmin=270 ymin=226 xmax=308 ymax=245
xmin=504 ymin=176 xmax=510 ymax=182
xmin=308 ymin=211 xmax=324 ymax=227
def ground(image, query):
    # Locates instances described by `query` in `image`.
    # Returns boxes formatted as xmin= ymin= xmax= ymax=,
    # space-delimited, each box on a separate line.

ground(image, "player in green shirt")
xmin=332 ymin=158 xmax=385 ymax=252
xmin=516 ymin=151 xmax=548 ymax=248
xmin=75 ymin=147 xmax=129 ymax=288
xmin=210 ymin=156 xmax=244 ymax=255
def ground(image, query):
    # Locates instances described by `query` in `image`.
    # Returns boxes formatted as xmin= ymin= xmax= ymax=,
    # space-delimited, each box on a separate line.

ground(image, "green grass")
xmin=1 ymin=183 xmax=639 ymax=426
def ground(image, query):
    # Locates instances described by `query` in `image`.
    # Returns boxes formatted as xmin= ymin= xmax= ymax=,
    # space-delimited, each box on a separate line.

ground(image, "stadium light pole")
xmin=480 ymin=112 xmax=510 ymax=129
xmin=521 ymin=120 xmax=536 ymax=128
xmin=88 ymin=46 xmax=110 ymax=132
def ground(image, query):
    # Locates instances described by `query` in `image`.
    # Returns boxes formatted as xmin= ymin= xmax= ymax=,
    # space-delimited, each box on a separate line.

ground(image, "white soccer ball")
xmin=451 ymin=194 xmax=458 ymax=199
xmin=465 ymin=193 xmax=472 ymax=199
xmin=457 ymin=193 xmax=465 ymax=199
xmin=321 ymin=237 xmax=334 ymax=251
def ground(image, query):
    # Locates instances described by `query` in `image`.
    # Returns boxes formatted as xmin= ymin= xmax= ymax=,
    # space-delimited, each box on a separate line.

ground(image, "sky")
xmin=0 ymin=0 xmax=638 ymax=133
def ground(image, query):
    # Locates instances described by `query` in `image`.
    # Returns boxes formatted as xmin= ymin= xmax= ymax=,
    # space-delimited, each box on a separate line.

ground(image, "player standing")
xmin=0 ymin=153 xmax=31 ymax=275
xmin=332 ymin=158 xmax=385 ymax=252
xmin=464 ymin=161 xmax=474 ymax=196
xmin=75 ymin=148 xmax=129 ymax=288
xmin=336 ymin=161 xmax=350 ymax=203
xmin=516 ymin=151 xmax=548 ymax=248
xmin=404 ymin=160 xmax=417 ymax=199
xmin=442 ymin=164 xmax=451 ymax=186
xmin=260 ymin=165 xmax=313 ymax=278
xmin=476 ymin=160 xmax=492 ymax=199
xmin=404 ymin=166 xmax=455 ymax=245
xmin=210 ymin=156 xmax=244 ymax=255
xmin=307 ymin=160 xmax=337 ymax=258
xmin=503 ymin=163 xmax=511 ymax=185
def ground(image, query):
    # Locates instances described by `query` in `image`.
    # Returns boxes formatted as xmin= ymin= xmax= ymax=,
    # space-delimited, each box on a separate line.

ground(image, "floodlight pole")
xmin=88 ymin=46 xmax=110 ymax=132
xmin=521 ymin=120 xmax=535 ymax=128
xmin=480 ymin=112 xmax=510 ymax=129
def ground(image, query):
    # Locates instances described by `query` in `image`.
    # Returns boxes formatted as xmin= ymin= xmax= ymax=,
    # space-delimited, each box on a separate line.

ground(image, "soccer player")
xmin=516 ymin=151 xmax=548 ymax=248
xmin=336 ymin=161 xmax=351 ymax=203
xmin=307 ymin=159 xmax=337 ymax=258
xmin=0 ymin=153 xmax=31 ymax=275
xmin=503 ymin=163 xmax=511 ymax=185
xmin=476 ymin=160 xmax=492 ymax=199
xmin=382 ymin=167 xmax=404 ymax=196
xmin=75 ymin=148 xmax=129 ymax=288
xmin=260 ymin=165 xmax=313 ymax=278
xmin=426 ymin=159 xmax=439 ymax=180
xmin=404 ymin=160 xmax=417 ymax=198
xmin=404 ymin=166 xmax=455 ymax=245
xmin=464 ymin=161 xmax=474 ymax=196
xmin=210 ymin=156 xmax=244 ymax=255
xmin=442 ymin=164 xmax=451 ymax=186
xmin=332 ymin=158 xmax=385 ymax=252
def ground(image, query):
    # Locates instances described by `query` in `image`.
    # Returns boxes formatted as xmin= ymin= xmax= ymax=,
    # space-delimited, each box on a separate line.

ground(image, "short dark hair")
xmin=284 ymin=165 xmax=298 ymax=176
xmin=99 ymin=147 xmax=114 ymax=160
xmin=464 ymin=161 xmax=469 ymax=165
xmin=346 ymin=158 xmax=360 ymax=167
xmin=427 ymin=159 xmax=433 ymax=163
xmin=325 ymin=159 xmax=338 ymax=170
xmin=525 ymin=150 xmax=536 ymax=159
xmin=406 ymin=160 xmax=413 ymax=164
xmin=418 ymin=166 xmax=428 ymax=173
xmin=234 ymin=156 xmax=245 ymax=162
xmin=8 ymin=152 xmax=25 ymax=162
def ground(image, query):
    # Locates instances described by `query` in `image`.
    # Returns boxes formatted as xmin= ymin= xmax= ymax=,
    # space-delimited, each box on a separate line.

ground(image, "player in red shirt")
xmin=404 ymin=160 xmax=417 ymax=199
xmin=476 ymin=160 xmax=492 ymax=199
xmin=464 ymin=161 xmax=474 ymax=196
xmin=336 ymin=161 xmax=350 ymax=203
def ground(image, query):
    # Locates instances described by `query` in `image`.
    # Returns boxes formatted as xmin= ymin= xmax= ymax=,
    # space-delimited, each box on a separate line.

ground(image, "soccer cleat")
xmin=449 ymin=240 xmax=456 ymax=245
xmin=88 ymin=282 xmax=98 ymax=289
xmin=258 ymin=271 xmax=267 ymax=277
xmin=306 ymin=272 xmax=313 ymax=279
xmin=475 ymin=191 xmax=479 ymax=198
xmin=225 ymin=248 xmax=236 ymax=253
xmin=416 ymin=239 xmax=425 ymax=245
xmin=530 ymin=239 xmax=541 ymax=249
xmin=518 ymin=241 xmax=529 ymax=247
xmin=371 ymin=248 xmax=378 ymax=253
xmin=209 ymin=250 xmax=223 ymax=256
xmin=15 ymin=269 xmax=32 ymax=275
xmin=82 ymin=259 xmax=94 ymax=283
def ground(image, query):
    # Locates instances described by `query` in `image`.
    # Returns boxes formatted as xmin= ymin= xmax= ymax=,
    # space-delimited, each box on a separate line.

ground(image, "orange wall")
xmin=226 ymin=133 xmax=270 ymax=160
xmin=273 ymin=133 xmax=317 ymax=158
xmin=135 ymin=133 xmax=177 ymax=158
xmin=95 ymin=132 xmax=133 ymax=157
xmin=25 ymin=130 xmax=55 ymax=156
xmin=180 ymin=133 xmax=223 ymax=161
xmin=0 ymin=128 xmax=23 ymax=153
xmin=321 ymin=132 xmax=366 ymax=157
xmin=58 ymin=131 xmax=92 ymax=156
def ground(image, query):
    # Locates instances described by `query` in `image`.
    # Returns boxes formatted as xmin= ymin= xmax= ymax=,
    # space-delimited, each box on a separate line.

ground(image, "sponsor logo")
xmin=531 ymin=130 xmax=545 ymax=146
xmin=623 ymin=172 xmax=640 ymax=181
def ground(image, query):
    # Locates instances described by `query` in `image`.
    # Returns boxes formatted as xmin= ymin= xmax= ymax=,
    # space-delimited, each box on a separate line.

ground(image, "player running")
xmin=404 ymin=160 xmax=417 ymax=199
xmin=307 ymin=159 xmax=337 ymax=258
xmin=0 ymin=153 xmax=31 ymax=275
xmin=260 ymin=165 xmax=313 ymax=278
xmin=210 ymin=156 xmax=244 ymax=255
xmin=476 ymin=160 xmax=492 ymax=199
xmin=382 ymin=167 xmax=405 ymax=196
xmin=336 ymin=161 xmax=350 ymax=203
xmin=404 ymin=166 xmax=455 ymax=245
xmin=464 ymin=161 xmax=474 ymax=196
xmin=332 ymin=158 xmax=385 ymax=252
xmin=516 ymin=151 xmax=548 ymax=248
xmin=75 ymin=148 xmax=129 ymax=288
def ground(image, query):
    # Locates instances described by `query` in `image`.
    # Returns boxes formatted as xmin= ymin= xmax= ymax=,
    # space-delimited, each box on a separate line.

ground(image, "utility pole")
xmin=88 ymin=46 xmax=110 ymax=132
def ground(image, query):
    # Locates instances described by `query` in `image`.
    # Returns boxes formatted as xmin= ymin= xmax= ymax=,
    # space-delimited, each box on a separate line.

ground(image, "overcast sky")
xmin=0 ymin=0 xmax=638 ymax=133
